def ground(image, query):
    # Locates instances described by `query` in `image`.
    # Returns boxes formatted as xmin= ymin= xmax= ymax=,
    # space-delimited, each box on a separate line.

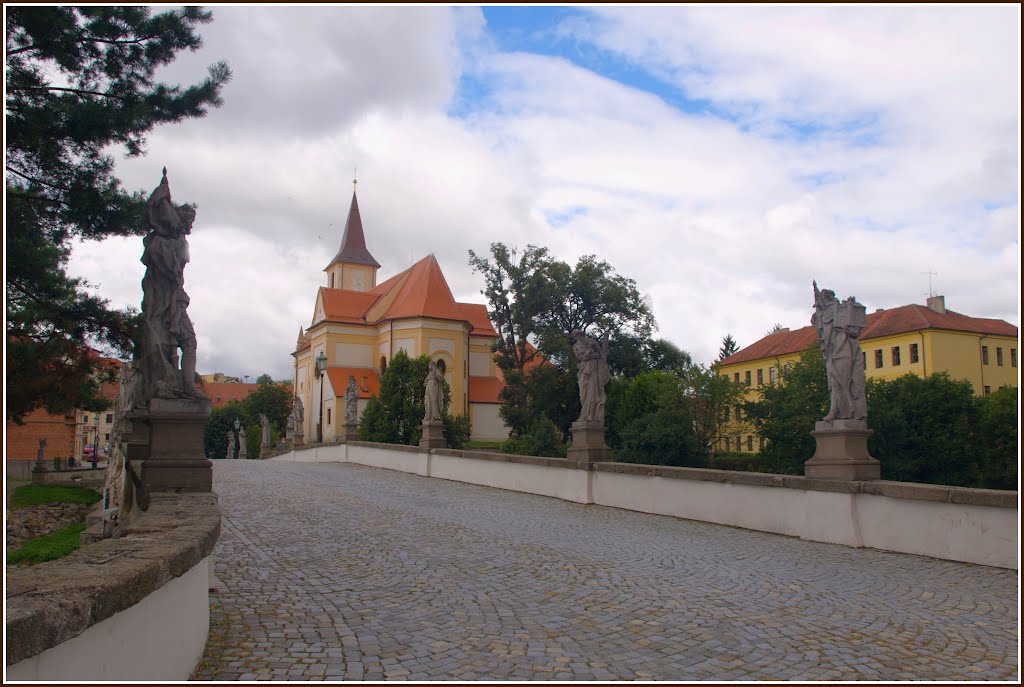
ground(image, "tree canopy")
xmin=5 ymin=6 xmax=231 ymax=422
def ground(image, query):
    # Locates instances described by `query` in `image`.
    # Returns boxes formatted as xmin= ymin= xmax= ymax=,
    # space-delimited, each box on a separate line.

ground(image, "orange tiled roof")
xmin=458 ymin=303 xmax=498 ymax=337
xmin=325 ymin=367 xmax=380 ymax=399
xmin=468 ymin=376 xmax=503 ymax=404
xmin=720 ymin=304 xmax=1019 ymax=366
xmin=320 ymin=288 xmax=380 ymax=323
xmin=203 ymin=382 xmax=261 ymax=407
xmin=380 ymin=254 xmax=466 ymax=322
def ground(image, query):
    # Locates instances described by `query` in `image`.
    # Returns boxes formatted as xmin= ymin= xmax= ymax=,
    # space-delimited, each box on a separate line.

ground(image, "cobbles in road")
xmin=191 ymin=461 xmax=1019 ymax=681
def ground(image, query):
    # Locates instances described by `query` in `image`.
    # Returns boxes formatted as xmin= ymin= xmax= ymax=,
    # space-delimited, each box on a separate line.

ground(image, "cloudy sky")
xmin=67 ymin=5 xmax=1020 ymax=381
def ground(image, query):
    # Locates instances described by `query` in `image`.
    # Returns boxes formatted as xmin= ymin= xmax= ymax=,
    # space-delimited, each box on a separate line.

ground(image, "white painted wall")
xmin=335 ymin=342 xmax=373 ymax=367
xmin=7 ymin=558 xmax=211 ymax=681
xmin=469 ymin=351 xmax=492 ymax=376
xmin=283 ymin=443 xmax=1018 ymax=569
xmin=469 ymin=403 xmax=509 ymax=442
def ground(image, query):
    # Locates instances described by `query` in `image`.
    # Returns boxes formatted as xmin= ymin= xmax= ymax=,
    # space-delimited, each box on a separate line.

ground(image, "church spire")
xmin=329 ymin=188 xmax=380 ymax=269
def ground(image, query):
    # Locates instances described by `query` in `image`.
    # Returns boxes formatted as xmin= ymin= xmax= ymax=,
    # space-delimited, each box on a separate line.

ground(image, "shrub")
xmin=443 ymin=414 xmax=472 ymax=450
xmin=502 ymin=417 xmax=567 ymax=458
xmin=615 ymin=410 xmax=704 ymax=467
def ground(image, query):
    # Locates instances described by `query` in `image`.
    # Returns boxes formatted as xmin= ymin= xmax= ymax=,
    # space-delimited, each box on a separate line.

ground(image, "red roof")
xmin=720 ymin=304 xmax=1019 ymax=366
xmin=325 ymin=367 xmax=380 ymax=399
xmin=381 ymin=254 xmax=466 ymax=322
xmin=459 ymin=303 xmax=498 ymax=337
xmin=203 ymin=382 xmax=261 ymax=407
xmin=320 ymin=288 xmax=380 ymax=323
xmin=468 ymin=376 xmax=503 ymax=404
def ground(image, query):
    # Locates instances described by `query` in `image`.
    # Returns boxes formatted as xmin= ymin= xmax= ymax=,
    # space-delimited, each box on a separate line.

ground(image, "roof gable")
xmin=326 ymin=191 xmax=380 ymax=269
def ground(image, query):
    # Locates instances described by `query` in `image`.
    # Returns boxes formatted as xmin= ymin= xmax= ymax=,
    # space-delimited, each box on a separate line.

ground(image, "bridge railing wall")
xmin=273 ymin=442 xmax=1017 ymax=569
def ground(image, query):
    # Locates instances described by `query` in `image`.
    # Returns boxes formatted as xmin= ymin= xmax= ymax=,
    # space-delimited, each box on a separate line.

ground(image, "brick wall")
xmin=5 ymin=409 xmax=76 ymax=461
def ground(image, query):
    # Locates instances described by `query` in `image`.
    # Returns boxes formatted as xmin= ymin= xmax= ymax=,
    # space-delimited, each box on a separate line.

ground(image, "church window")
xmin=436 ymin=359 xmax=447 ymax=375
xmin=910 ymin=343 xmax=919 ymax=363
xmin=380 ymin=356 xmax=387 ymax=373
xmin=874 ymin=350 xmax=883 ymax=368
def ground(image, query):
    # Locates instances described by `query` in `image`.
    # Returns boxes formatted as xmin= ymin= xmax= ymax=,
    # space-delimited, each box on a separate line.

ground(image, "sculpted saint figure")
xmin=345 ymin=376 xmax=359 ymax=425
xmin=139 ymin=168 xmax=205 ymax=402
xmin=812 ymin=281 xmax=868 ymax=421
xmin=231 ymin=418 xmax=242 ymax=459
xmin=260 ymin=413 xmax=271 ymax=446
xmin=423 ymin=361 xmax=444 ymax=422
xmin=226 ymin=429 xmax=236 ymax=459
xmin=572 ymin=330 xmax=611 ymax=424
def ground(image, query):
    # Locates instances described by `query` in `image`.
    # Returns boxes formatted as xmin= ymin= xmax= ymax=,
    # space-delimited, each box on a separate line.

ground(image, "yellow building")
xmin=292 ymin=189 xmax=509 ymax=442
xmin=717 ymin=295 xmax=1019 ymax=453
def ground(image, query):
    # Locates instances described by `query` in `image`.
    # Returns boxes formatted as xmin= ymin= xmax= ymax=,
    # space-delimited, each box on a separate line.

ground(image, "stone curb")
xmin=5 ymin=492 xmax=221 ymax=666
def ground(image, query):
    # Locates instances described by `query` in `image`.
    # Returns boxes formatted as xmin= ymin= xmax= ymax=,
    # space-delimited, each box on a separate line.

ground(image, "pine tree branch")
xmin=7 ymin=85 xmax=129 ymax=101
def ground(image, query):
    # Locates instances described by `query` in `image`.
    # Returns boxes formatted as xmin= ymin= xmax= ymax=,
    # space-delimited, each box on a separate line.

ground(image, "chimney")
xmin=926 ymin=295 xmax=946 ymax=314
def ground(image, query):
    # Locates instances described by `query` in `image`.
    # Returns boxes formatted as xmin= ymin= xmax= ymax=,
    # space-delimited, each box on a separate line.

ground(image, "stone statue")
xmin=226 ymin=429 xmax=236 ymax=459
xmin=812 ymin=281 xmax=868 ymax=422
xmin=231 ymin=418 xmax=242 ymax=459
xmin=138 ymin=168 xmax=205 ymax=404
xmin=260 ymin=413 xmax=271 ymax=446
xmin=423 ymin=361 xmax=444 ymax=422
xmin=572 ymin=330 xmax=610 ymax=424
xmin=36 ymin=438 xmax=46 ymax=462
xmin=237 ymin=422 xmax=248 ymax=459
xmin=292 ymin=396 xmax=304 ymax=426
xmin=344 ymin=376 xmax=359 ymax=425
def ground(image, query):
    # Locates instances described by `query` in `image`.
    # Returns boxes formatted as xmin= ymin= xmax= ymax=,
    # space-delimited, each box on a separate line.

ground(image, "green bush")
xmin=12 ymin=485 xmax=102 ymax=508
xmin=616 ymin=409 xmax=704 ymax=467
xmin=443 ymin=414 xmax=472 ymax=450
xmin=707 ymin=452 xmax=761 ymax=472
xmin=8 ymin=523 xmax=88 ymax=565
xmin=502 ymin=417 xmax=567 ymax=458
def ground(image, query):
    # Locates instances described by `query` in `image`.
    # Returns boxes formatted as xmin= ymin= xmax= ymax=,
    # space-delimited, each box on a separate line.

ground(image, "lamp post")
xmin=315 ymin=350 xmax=328 ymax=443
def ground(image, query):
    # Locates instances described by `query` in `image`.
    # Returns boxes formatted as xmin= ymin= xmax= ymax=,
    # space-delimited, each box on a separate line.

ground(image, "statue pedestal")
xmin=137 ymin=398 xmax=213 ymax=492
xmin=342 ymin=424 xmax=360 ymax=441
xmin=567 ymin=421 xmax=611 ymax=470
xmin=419 ymin=420 xmax=447 ymax=449
xmin=805 ymin=420 xmax=880 ymax=480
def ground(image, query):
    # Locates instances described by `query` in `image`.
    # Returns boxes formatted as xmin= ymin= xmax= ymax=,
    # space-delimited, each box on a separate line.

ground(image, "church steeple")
xmin=324 ymin=187 xmax=379 ymax=292
xmin=329 ymin=190 xmax=380 ymax=269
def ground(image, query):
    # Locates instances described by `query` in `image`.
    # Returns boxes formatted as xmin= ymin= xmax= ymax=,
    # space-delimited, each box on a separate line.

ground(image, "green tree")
xmin=866 ymin=373 xmax=980 ymax=487
xmin=203 ymin=401 xmax=244 ymax=460
xmin=255 ymin=373 xmax=274 ymax=385
xmin=743 ymin=346 xmax=829 ymax=474
xmin=974 ymin=386 xmax=1018 ymax=490
xmin=5 ymin=6 xmax=231 ymax=423
xmin=717 ymin=334 xmax=739 ymax=362
xmin=242 ymin=380 xmax=291 ymax=435
xmin=501 ymin=417 xmax=567 ymax=458
xmin=684 ymin=364 xmax=745 ymax=453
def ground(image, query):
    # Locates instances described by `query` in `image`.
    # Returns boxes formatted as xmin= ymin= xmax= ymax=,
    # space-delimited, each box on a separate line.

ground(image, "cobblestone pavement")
xmin=191 ymin=461 xmax=1019 ymax=681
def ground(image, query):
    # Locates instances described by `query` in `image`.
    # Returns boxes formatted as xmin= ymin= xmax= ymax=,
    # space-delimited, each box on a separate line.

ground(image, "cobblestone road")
xmin=192 ymin=461 xmax=1019 ymax=681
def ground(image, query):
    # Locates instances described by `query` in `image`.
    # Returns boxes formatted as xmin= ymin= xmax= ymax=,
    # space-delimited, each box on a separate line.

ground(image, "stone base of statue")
xmin=260 ymin=444 xmax=270 ymax=458
xmin=567 ymin=421 xmax=611 ymax=469
xmin=137 ymin=397 xmax=214 ymax=492
xmin=805 ymin=419 xmax=880 ymax=480
xmin=419 ymin=420 xmax=447 ymax=449
xmin=293 ymin=431 xmax=304 ymax=446
xmin=342 ymin=423 xmax=360 ymax=441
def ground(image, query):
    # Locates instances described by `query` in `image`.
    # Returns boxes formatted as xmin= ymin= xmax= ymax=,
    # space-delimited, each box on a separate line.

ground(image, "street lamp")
xmin=315 ymin=350 xmax=328 ymax=443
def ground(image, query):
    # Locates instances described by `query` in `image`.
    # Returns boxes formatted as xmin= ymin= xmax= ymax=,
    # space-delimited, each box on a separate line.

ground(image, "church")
xmin=292 ymin=187 xmax=509 ymax=443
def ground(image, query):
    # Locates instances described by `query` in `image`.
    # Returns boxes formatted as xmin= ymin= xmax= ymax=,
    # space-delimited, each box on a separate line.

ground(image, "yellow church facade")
xmin=717 ymin=295 xmax=1019 ymax=454
xmin=292 ymin=190 xmax=509 ymax=443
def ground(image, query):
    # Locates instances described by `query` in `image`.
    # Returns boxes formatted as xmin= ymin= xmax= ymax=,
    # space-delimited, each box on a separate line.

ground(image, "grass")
xmin=11 ymin=484 xmax=102 ymax=508
xmin=7 ymin=523 xmax=88 ymax=565
xmin=464 ymin=441 xmax=503 ymax=451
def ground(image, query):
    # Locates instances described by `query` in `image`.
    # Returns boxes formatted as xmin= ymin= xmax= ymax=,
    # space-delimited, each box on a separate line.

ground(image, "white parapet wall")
xmin=285 ymin=442 xmax=1018 ymax=569
xmin=7 ymin=558 xmax=211 ymax=681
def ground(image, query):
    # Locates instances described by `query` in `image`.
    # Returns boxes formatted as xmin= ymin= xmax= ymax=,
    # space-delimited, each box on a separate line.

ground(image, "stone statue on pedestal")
xmin=812 ymin=281 xmax=867 ymax=422
xmin=226 ymin=429 xmax=236 ymax=459
xmin=344 ymin=376 xmax=359 ymax=425
xmin=260 ymin=413 xmax=271 ymax=447
xmin=423 ymin=361 xmax=444 ymax=422
xmin=138 ymin=168 xmax=207 ymax=405
xmin=572 ymin=329 xmax=610 ymax=424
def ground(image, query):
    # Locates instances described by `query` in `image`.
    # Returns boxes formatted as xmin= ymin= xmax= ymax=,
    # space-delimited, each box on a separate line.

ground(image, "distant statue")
xmin=226 ymin=429 xmax=236 ymax=459
xmin=36 ymin=438 xmax=47 ymax=461
xmin=812 ymin=281 xmax=868 ymax=421
xmin=291 ymin=395 xmax=304 ymax=428
xmin=572 ymin=329 xmax=610 ymax=424
xmin=139 ymin=168 xmax=206 ymax=403
xmin=423 ymin=361 xmax=444 ymax=422
xmin=260 ymin=413 xmax=271 ymax=446
xmin=237 ymin=423 xmax=248 ymax=459
xmin=345 ymin=376 xmax=359 ymax=425
xmin=231 ymin=418 xmax=242 ymax=459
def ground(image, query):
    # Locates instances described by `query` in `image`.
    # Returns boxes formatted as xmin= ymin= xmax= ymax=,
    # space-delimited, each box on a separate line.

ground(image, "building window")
xmin=380 ymin=356 xmax=387 ymax=373
xmin=104 ymin=433 xmax=110 ymax=441
xmin=105 ymin=413 xmax=113 ymax=424
xmin=82 ymin=414 xmax=89 ymax=423
xmin=735 ymin=435 xmax=742 ymax=452
xmin=734 ymin=372 xmax=740 ymax=383
xmin=891 ymin=346 xmax=900 ymax=366
xmin=996 ymin=347 xmax=1003 ymax=366
xmin=984 ymin=386 xmax=991 ymax=396
xmin=757 ymin=369 xmax=763 ymax=385
xmin=329 ymin=273 xmax=335 ymax=288
xmin=874 ymin=350 xmax=883 ymax=368
xmin=759 ymin=436 xmax=765 ymax=451
xmin=436 ymin=359 xmax=447 ymax=375
xmin=747 ymin=435 xmax=753 ymax=451
xmin=1012 ymin=349 xmax=1017 ymax=368
xmin=327 ymin=408 xmax=332 ymax=425
xmin=744 ymin=370 xmax=751 ymax=385
xmin=769 ymin=367 xmax=776 ymax=384
xmin=734 ymin=406 xmax=742 ymax=421
xmin=910 ymin=343 xmax=919 ymax=364
xmin=981 ymin=346 xmax=989 ymax=365
xmin=724 ymin=437 xmax=730 ymax=451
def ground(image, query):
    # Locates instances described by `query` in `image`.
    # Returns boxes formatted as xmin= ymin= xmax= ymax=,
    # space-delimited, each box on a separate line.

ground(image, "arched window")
xmin=380 ymin=356 xmax=387 ymax=374
xmin=329 ymin=272 xmax=335 ymax=288
xmin=435 ymin=359 xmax=446 ymax=375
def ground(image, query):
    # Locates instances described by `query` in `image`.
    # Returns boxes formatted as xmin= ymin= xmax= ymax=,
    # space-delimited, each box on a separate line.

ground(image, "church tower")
xmin=324 ymin=185 xmax=379 ymax=292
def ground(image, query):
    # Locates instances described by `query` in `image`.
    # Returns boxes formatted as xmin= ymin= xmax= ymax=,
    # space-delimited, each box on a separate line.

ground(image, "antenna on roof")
xmin=921 ymin=271 xmax=938 ymax=298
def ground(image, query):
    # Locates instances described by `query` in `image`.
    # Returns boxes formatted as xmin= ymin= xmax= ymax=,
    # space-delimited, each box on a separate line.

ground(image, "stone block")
xmin=567 ymin=421 xmax=610 ymax=470
xmin=805 ymin=425 xmax=880 ymax=480
xmin=419 ymin=421 xmax=447 ymax=449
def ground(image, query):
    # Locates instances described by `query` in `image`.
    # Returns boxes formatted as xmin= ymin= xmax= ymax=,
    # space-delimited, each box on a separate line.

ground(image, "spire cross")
xmin=353 ymin=165 xmax=357 ymax=192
